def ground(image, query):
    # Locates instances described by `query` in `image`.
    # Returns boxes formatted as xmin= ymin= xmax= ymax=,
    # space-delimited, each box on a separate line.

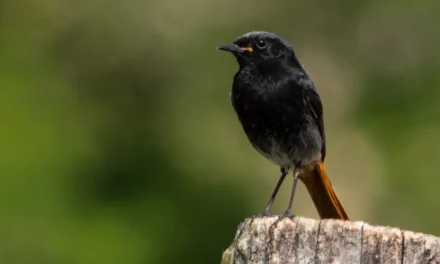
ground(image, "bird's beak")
xmin=217 ymin=44 xmax=253 ymax=54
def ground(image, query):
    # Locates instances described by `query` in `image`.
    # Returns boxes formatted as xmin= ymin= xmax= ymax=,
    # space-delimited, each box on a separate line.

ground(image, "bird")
xmin=217 ymin=31 xmax=349 ymax=220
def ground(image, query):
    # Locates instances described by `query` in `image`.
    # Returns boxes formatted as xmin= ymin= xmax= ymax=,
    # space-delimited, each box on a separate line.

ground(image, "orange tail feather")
xmin=300 ymin=161 xmax=349 ymax=220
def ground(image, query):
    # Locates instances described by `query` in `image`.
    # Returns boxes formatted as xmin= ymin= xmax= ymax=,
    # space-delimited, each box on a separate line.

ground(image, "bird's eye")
xmin=255 ymin=39 xmax=267 ymax=49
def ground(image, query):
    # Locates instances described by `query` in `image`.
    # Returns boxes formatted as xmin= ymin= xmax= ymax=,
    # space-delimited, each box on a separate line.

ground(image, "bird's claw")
xmin=281 ymin=210 xmax=295 ymax=219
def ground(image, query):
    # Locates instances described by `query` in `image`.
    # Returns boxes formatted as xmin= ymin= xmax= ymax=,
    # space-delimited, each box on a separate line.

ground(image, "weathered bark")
xmin=221 ymin=215 xmax=440 ymax=263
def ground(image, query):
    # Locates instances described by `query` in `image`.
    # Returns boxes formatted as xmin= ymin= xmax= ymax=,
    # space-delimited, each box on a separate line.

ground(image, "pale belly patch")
xmin=253 ymin=137 xmax=322 ymax=169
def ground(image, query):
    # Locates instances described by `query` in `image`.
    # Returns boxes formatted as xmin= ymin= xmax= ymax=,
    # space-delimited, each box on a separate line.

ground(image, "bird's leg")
xmin=263 ymin=167 xmax=288 ymax=215
xmin=283 ymin=163 xmax=301 ymax=217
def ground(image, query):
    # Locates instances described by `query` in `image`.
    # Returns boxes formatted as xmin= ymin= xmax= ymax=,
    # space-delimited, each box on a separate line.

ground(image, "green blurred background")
xmin=2 ymin=0 xmax=440 ymax=263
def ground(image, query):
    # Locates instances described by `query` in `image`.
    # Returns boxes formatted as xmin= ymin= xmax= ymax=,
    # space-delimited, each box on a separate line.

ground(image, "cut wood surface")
xmin=221 ymin=215 xmax=440 ymax=264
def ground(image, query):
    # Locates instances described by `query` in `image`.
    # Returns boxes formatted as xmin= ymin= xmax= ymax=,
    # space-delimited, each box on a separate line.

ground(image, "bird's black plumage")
xmin=220 ymin=31 xmax=325 ymax=169
xmin=218 ymin=31 xmax=327 ymax=215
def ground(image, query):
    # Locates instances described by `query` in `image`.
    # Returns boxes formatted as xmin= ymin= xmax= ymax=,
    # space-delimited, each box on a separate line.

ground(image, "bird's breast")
xmin=231 ymin=74 xmax=322 ymax=167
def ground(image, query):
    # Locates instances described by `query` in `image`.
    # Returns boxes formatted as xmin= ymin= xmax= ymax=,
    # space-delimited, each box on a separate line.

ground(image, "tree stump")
xmin=221 ymin=215 xmax=440 ymax=263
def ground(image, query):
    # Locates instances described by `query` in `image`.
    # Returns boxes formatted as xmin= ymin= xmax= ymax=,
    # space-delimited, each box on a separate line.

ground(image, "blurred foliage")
xmin=1 ymin=0 xmax=440 ymax=263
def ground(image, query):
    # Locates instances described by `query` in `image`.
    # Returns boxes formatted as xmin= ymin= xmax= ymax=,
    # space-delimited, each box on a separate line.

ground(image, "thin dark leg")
xmin=263 ymin=167 xmax=288 ymax=214
xmin=283 ymin=164 xmax=301 ymax=217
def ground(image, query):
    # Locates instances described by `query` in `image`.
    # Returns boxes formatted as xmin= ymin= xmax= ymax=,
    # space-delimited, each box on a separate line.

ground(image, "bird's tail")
xmin=300 ymin=161 xmax=349 ymax=220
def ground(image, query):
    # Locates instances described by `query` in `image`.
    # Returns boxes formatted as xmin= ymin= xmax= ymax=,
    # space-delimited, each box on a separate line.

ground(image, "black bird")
xmin=218 ymin=31 xmax=348 ymax=219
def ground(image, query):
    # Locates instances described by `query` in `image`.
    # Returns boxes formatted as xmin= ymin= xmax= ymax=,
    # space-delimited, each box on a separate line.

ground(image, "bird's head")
xmin=217 ymin=31 xmax=300 ymax=69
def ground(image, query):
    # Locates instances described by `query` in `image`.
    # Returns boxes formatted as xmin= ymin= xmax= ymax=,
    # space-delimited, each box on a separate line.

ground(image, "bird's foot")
xmin=252 ymin=211 xmax=275 ymax=219
xmin=281 ymin=210 xmax=295 ymax=219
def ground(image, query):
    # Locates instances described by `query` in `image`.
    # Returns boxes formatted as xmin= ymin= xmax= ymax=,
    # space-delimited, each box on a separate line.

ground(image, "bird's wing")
xmin=305 ymin=89 xmax=326 ymax=161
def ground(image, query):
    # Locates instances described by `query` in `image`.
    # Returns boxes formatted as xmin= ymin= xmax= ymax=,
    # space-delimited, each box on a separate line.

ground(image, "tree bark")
xmin=221 ymin=215 xmax=440 ymax=263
